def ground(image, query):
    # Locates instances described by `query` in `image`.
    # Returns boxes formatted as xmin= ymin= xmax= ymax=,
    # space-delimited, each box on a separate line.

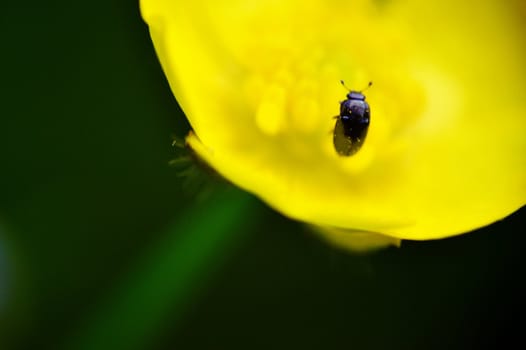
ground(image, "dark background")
xmin=1 ymin=1 xmax=525 ymax=349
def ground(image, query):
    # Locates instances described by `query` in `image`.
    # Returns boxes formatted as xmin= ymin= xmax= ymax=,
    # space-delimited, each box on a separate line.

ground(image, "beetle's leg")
xmin=329 ymin=122 xmax=337 ymax=134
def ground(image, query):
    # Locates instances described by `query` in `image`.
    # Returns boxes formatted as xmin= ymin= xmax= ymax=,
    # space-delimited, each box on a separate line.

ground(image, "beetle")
xmin=333 ymin=81 xmax=372 ymax=156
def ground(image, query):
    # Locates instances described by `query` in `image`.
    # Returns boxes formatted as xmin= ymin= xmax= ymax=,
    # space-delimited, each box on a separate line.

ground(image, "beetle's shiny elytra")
xmin=333 ymin=81 xmax=371 ymax=156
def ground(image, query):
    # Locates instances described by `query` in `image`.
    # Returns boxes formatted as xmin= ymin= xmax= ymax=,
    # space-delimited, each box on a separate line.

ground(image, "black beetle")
xmin=333 ymin=81 xmax=372 ymax=156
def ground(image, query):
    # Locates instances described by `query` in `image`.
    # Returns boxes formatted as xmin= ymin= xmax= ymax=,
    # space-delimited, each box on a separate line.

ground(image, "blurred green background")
xmin=1 ymin=1 xmax=525 ymax=349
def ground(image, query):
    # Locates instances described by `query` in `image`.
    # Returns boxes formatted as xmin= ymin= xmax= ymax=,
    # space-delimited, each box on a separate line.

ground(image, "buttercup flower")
xmin=141 ymin=0 xmax=525 ymax=248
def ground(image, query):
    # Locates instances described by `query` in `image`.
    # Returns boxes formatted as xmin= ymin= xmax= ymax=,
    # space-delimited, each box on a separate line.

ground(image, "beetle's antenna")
xmin=360 ymin=81 xmax=373 ymax=93
xmin=341 ymin=80 xmax=373 ymax=93
xmin=340 ymin=80 xmax=351 ymax=92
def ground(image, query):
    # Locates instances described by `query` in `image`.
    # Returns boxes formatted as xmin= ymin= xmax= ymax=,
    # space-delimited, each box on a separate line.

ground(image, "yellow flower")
xmin=141 ymin=0 xmax=525 ymax=249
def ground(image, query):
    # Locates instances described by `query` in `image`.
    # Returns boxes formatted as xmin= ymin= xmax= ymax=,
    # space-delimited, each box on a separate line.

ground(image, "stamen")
xmin=255 ymin=84 xmax=287 ymax=135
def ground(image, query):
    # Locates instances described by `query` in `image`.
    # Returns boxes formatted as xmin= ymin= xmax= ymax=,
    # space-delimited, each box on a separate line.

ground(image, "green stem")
xmin=65 ymin=187 xmax=258 ymax=350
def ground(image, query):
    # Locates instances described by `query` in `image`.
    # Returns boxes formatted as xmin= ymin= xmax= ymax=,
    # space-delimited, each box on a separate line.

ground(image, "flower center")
xmin=236 ymin=2 xmax=431 ymax=172
xmin=250 ymin=54 xmax=328 ymax=137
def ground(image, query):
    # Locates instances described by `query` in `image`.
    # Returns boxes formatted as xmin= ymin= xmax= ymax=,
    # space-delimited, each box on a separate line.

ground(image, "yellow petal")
xmin=310 ymin=226 xmax=401 ymax=253
xmin=142 ymin=0 xmax=526 ymax=242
